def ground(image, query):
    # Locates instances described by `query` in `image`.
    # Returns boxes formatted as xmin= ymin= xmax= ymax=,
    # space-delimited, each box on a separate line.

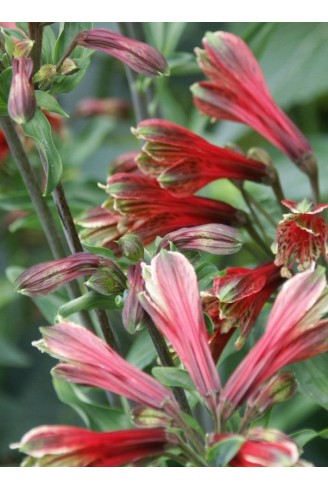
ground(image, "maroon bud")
xmin=8 ymin=58 xmax=36 ymax=124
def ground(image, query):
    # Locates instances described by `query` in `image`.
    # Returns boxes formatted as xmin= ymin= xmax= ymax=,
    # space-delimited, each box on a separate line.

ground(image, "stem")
xmin=309 ymin=166 xmax=320 ymax=206
xmin=245 ymin=190 xmax=278 ymax=227
xmin=237 ymin=184 xmax=271 ymax=242
xmin=0 ymin=116 xmax=92 ymax=326
xmin=270 ymin=167 xmax=286 ymax=212
xmin=55 ymin=40 xmax=77 ymax=72
xmin=245 ymin=220 xmax=273 ymax=259
xmin=147 ymin=318 xmax=192 ymax=416
xmin=28 ymin=23 xmax=44 ymax=75
xmin=37 ymin=151 xmax=118 ymax=351
xmin=177 ymin=439 xmax=207 ymax=467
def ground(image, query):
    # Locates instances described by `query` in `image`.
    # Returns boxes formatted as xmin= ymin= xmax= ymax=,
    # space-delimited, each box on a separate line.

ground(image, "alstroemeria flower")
xmin=157 ymin=224 xmax=243 ymax=255
xmin=8 ymin=57 xmax=36 ymax=124
xmin=35 ymin=322 xmax=180 ymax=418
xmin=191 ymin=32 xmax=315 ymax=175
xmin=140 ymin=250 xmax=221 ymax=414
xmin=132 ymin=119 xmax=274 ymax=197
xmin=202 ymin=262 xmax=283 ymax=360
xmin=13 ymin=425 xmax=174 ymax=467
xmin=76 ymin=29 xmax=169 ymax=77
xmin=0 ymin=130 xmax=9 ymax=163
xmin=210 ymin=428 xmax=300 ymax=467
xmin=274 ymin=199 xmax=328 ymax=277
xmin=74 ymin=97 xmax=130 ymax=119
xmin=15 ymin=252 xmax=120 ymax=296
xmin=122 ymin=262 xmax=148 ymax=334
xmin=109 ymin=151 xmax=142 ymax=175
xmin=220 ymin=267 xmax=328 ymax=419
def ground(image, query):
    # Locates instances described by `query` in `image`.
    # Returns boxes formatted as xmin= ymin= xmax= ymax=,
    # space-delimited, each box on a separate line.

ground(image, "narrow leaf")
xmin=35 ymin=91 xmax=69 ymax=117
xmin=152 ymin=367 xmax=195 ymax=391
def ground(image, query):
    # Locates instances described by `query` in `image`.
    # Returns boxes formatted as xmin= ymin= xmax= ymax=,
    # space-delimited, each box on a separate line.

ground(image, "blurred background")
xmin=1 ymin=22 xmax=328 ymax=466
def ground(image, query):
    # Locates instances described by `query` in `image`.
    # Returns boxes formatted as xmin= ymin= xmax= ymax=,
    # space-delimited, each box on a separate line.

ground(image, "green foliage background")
xmin=1 ymin=22 xmax=328 ymax=466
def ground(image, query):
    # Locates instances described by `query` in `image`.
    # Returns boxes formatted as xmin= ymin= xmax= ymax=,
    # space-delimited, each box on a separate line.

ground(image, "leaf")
xmin=0 ymin=97 xmax=7 ymax=116
xmin=53 ymin=378 xmax=131 ymax=431
xmin=54 ymin=22 xmax=93 ymax=63
xmin=152 ymin=367 xmax=195 ymax=391
xmin=35 ymin=90 xmax=69 ymax=117
xmin=195 ymin=261 xmax=218 ymax=291
xmin=126 ymin=329 xmax=157 ymax=369
xmin=291 ymin=428 xmax=328 ymax=448
xmin=50 ymin=56 xmax=93 ymax=94
xmin=207 ymin=436 xmax=245 ymax=467
xmin=41 ymin=25 xmax=57 ymax=64
xmin=23 ymin=109 xmax=63 ymax=196
xmin=0 ymin=336 xmax=31 ymax=367
xmin=293 ymin=353 xmax=328 ymax=411
xmin=0 ymin=67 xmax=12 ymax=102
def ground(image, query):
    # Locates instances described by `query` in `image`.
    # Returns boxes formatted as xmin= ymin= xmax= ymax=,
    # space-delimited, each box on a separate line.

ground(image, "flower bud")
xmin=245 ymin=372 xmax=297 ymax=423
xmin=13 ymin=39 xmax=34 ymax=58
xmin=247 ymin=147 xmax=273 ymax=166
xmin=8 ymin=58 xmax=36 ymax=124
xmin=86 ymin=263 xmax=127 ymax=295
xmin=118 ymin=234 xmax=144 ymax=263
xmin=131 ymin=406 xmax=173 ymax=428
xmin=122 ymin=262 xmax=148 ymax=334
xmin=58 ymin=58 xmax=79 ymax=76
xmin=33 ymin=64 xmax=57 ymax=84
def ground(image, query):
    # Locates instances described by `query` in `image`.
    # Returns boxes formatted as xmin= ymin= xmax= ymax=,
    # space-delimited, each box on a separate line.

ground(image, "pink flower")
xmin=211 ymin=428 xmax=300 ymax=467
xmin=274 ymin=199 xmax=328 ymax=277
xmin=35 ymin=322 xmax=180 ymax=418
xmin=13 ymin=425 xmax=174 ymax=467
xmin=140 ymin=250 xmax=221 ymax=414
xmin=74 ymin=97 xmax=130 ymax=119
xmin=122 ymin=262 xmax=148 ymax=334
xmin=220 ymin=267 xmax=328 ymax=419
xmin=133 ymin=119 xmax=274 ymax=197
xmin=8 ymin=57 xmax=36 ymax=124
xmin=76 ymin=29 xmax=169 ymax=77
xmin=191 ymin=32 xmax=315 ymax=174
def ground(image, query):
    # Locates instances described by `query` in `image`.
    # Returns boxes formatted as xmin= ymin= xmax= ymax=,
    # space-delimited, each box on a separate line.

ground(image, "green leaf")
xmin=35 ymin=90 xmax=69 ymax=117
xmin=54 ymin=22 xmax=93 ymax=63
xmin=0 ymin=336 xmax=31 ymax=367
xmin=195 ymin=261 xmax=218 ymax=291
xmin=53 ymin=378 xmax=131 ymax=431
xmin=167 ymin=52 xmax=201 ymax=76
xmin=0 ymin=67 xmax=12 ymax=102
xmin=0 ymin=97 xmax=7 ymax=116
xmin=207 ymin=436 xmax=245 ymax=467
xmin=180 ymin=412 xmax=205 ymax=437
xmin=41 ymin=25 xmax=57 ymax=64
xmin=291 ymin=428 xmax=328 ymax=448
xmin=23 ymin=109 xmax=63 ymax=196
xmin=152 ymin=367 xmax=195 ymax=391
xmin=50 ymin=56 xmax=92 ymax=94
xmin=126 ymin=329 xmax=157 ymax=369
xmin=293 ymin=353 xmax=328 ymax=411
xmin=57 ymin=291 xmax=119 ymax=320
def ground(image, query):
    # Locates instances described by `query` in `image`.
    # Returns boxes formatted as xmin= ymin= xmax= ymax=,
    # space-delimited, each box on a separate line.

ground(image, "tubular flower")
xmin=35 ymin=322 xmax=180 ymax=418
xmin=274 ymin=199 xmax=328 ymax=277
xmin=8 ymin=57 xmax=36 ymax=124
xmin=140 ymin=250 xmax=221 ymax=413
xmin=157 ymin=223 xmax=243 ymax=255
xmin=191 ymin=31 xmax=315 ymax=174
xmin=13 ymin=425 xmax=174 ymax=467
xmin=109 ymin=151 xmax=141 ymax=175
xmin=133 ymin=119 xmax=274 ymax=197
xmin=76 ymin=29 xmax=169 ymax=77
xmin=15 ymin=252 xmax=118 ymax=296
xmin=220 ymin=267 xmax=328 ymax=419
xmin=122 ymin=262 xmax=148 ymax=334
xmin=210 ymin=428 xmax=300 ymax=467
xmin=202 ymin=262 xmax=283 ymax=359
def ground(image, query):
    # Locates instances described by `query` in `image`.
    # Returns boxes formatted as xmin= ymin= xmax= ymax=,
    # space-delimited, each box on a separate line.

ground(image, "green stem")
xmin=245 ymin=220 xmax=273 ymax=259
xmin=177 ymin=439 xmax=207 ymax=467
xmin=270 ymin=167 xmax=286 ymax=212
xmin=245 ymin=190 xmax=278 ymax=227
xmin=238 ymin=184 xmax=271 ymax=242
xmin=28 ymin=23 xmax=44 ymax=75
xmin=55 ymin=40 xmax=77 ymax=72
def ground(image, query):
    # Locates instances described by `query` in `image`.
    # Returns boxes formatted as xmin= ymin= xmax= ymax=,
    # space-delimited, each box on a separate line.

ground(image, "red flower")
xmin=133 ymin=119 xmax=274 ymax=197
xmin=220 ymin=267 xmax=328 ymax=419
xmin=76 ymin=29 xmax=169 ymax=77
xmin=140 ymin=250 xmax=221 ymax=414
xmin=13 ymin=425 xmax=174 ymax=467
xmin=0 ymin=130 xmax=9 ymax=163
xmin=191 ymin=32 xmax=315 ymax=174
xmin=202 ymin=262 xmax=282 ymax=360
xmin=35 ymin=322 xmax=180 ymax=418
xmin=211 ymin=428 xmax=300 ymax=467
xmin=274 ymin=199 xmax=328 ymax=277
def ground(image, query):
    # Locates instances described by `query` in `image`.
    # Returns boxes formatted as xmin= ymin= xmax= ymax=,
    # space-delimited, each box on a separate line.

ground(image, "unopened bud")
xmin=86 ymin=263 xmax=127 ymax=295
xmin=13 ymin=39 xmax=34 ymax=58
xmin=8 ymin=58 xmax=36 ymax=124
xmin=245 ymin=372 xmax=297 ymax=423
xmin=33 ymin=64 xmax=57 ymax=84
xmin=118 ymin=234 xmax=144 ymax=263
xmin=131 ymin=406 xmax=172 ymax=428
xmin=247 ymin=147 xmax=272 ymax=166
xmin=59 ymin=58 xmax=79 ymax=76
xmin=122 ymin=262 xmax=148 ymax=334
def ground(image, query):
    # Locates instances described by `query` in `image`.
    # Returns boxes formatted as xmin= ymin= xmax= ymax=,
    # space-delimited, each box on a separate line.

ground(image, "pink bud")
xmin=8 ymin=58 xmax=36 ymax=124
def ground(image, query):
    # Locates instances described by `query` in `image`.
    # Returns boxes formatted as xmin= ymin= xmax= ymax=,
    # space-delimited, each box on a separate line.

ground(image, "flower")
xmin=122 ymin=262 xmax=148 ymax=334
xmin=191 ymin=31 xmax=315 ymax=175
xmin=12 ymin=425 xmax=174 ymax=467
xmin=35 ymin=322 xmax=180 ymax=417
xmin=274 ymin=199 xmax=328 ymax=277
xmin=76 ymin=29 xmax=169 ymax=77
xmin=74 ymin=97 xmax=130 ymax=119
xmin=139 ymin=250 xmax=221 ymax=413
xmin=133 ymin=119 xmax=274 ymax=197
xmin=0 ymin=130 xmax=9 ymax=164
xmin=202 ymin=262 xmax=283 ymax=359
xmin=220 ymin=267 xmax=328 ymax=419
xmin=15 ymin=252 xmax=119 ymax=296
xmin=8 ymin=57 xmax=36 ymax=124
xmin=157 ymin=224 xmax=243 ymax=255
xmin=210 ymin=428 xmax=300 ymax=467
